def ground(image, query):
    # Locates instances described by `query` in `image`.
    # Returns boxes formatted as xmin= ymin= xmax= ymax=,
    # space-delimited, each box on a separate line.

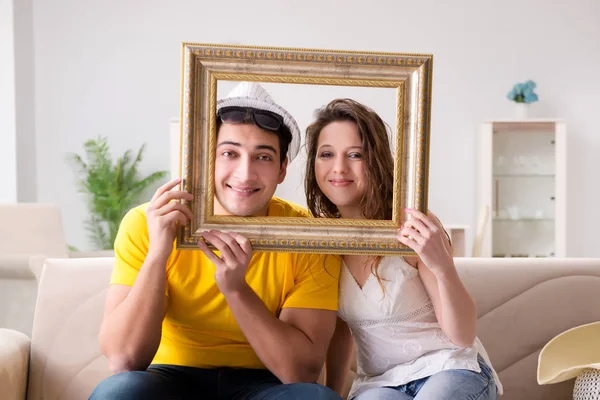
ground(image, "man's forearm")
xmin=225 ymin=284 xmax=322 ymax=383
xmin=435 ymin=268 xmax=477 ymax=347
xmin=99 ymin=254 xmax=168 ymax=372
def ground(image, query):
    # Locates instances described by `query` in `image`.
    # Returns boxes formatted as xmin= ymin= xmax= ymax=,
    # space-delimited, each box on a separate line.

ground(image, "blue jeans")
xmin=353 ymin=357 xmax=498 ymax=400
xmin=89 ymin=364 xmax=341 ymax=400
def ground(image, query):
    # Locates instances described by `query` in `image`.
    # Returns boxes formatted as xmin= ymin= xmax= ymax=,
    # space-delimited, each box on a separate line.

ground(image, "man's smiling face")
xmin=213 ymin=122 xmax=288 ymax=217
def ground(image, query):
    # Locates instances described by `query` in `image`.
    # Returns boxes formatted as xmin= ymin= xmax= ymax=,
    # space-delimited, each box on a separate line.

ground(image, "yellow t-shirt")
xmin=110 ymin=196 xmax=341 ymax=369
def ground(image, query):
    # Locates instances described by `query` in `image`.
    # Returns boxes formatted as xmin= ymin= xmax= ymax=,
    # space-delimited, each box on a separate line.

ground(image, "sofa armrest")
xmin=0 ymin=328 xmax=30 ymax=400
xmin=28 ymin=255 xmax=48 ymax=283
xmin=69 ymin=250 xmax=114 ymax=258
xmin=0 ymin=254 xmax=44 ymax=280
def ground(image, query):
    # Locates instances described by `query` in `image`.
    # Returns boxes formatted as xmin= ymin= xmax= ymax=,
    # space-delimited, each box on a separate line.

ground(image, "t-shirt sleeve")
xmin=109 ymin=205 xmax=158 ymax=291
xmin=282 ymin=253 xmax=341 ymax=311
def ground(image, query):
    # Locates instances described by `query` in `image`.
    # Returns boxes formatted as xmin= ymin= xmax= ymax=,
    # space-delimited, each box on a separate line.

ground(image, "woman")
xmin=304 ymin=98 xmax=502 ymax=399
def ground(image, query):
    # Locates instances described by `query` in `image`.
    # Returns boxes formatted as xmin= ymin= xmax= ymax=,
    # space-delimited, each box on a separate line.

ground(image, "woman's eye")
xmin=349 ymin=152 xmax=363 ymax=159
xmin=319 ymin=152 xmax=333 ymax=158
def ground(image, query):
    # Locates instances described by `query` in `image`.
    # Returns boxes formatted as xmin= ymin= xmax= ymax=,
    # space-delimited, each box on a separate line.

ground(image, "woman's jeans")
xmin=353 ymin=356 xmax=498 ymax=400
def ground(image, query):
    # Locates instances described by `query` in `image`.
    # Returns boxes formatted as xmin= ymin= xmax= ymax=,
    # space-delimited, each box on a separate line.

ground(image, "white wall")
xmin=1 ymin=0 xmax=36 ymax=204
xmin=30 ymin=0 xmax=600 ymax=254
xmin=0 ymin=0 xmax=17 ymax=203
xmin=14 ymin=0 xmax=36 ymax=202
xmin=215 ymin=81 xmax=399 ymax=207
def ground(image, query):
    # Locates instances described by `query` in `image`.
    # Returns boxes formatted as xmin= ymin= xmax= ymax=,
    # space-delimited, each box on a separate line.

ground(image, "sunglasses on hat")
xmin=217 ymin=106 xmax=284 ymax=132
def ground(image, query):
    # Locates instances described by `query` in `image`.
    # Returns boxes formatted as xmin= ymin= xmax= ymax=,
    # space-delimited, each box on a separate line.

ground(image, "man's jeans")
xmin=89 ymin=365 xmax=341 ymax=400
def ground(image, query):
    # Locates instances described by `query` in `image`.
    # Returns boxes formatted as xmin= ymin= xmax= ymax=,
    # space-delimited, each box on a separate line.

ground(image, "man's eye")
xmin=258 ymin=155 xmax=273 ymax=161
xmin=222 ymin=151 xmax=237 ymax=158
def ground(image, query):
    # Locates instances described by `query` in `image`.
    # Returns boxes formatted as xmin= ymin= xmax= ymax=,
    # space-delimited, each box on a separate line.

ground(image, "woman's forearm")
xmin=434 ymin=267 xmax=477 ymax=347
xmin=325 ymin=317 xmax=354 ymax=395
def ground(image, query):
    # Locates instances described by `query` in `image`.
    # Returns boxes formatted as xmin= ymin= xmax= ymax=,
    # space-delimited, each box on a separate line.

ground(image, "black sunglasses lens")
xmin=254 ymin=112 xmax=282 ymax=131
xmin=220 ymin=109 xmax=246 ymax=123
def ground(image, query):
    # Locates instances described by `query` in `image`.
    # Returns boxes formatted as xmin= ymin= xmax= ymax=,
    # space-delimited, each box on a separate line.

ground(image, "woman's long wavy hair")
xmin=305 ymin=99 xmax=394 ymax=221
xmin=304 ymin=99 xmax=395 ymax=288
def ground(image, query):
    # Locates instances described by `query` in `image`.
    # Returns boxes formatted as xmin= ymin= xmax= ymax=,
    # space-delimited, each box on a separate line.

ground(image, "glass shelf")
xmin=492 ymin=254 xmax=555 ymax=258
xmin=493 ymin=174 xmax=555 ymax=178
xmin=493 ymin=218 xmax=554 ymax=221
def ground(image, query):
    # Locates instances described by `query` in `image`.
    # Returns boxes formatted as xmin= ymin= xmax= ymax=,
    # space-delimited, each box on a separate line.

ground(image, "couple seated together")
xmin=90 ymin=82 xmax=502 ymax=400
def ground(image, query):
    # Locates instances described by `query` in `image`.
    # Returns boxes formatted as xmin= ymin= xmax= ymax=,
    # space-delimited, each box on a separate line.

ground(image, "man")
xmin=90 ymin=82 xmax=342 ymax=399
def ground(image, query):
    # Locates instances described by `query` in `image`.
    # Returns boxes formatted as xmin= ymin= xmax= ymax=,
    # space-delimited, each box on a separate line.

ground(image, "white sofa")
xmin=0 ymin=203 xmax=70 ymax=337
xmin=0 ymin=204 xmax=114 ymax=337
xmin=1 ymin=257 xmax=600 ymax=400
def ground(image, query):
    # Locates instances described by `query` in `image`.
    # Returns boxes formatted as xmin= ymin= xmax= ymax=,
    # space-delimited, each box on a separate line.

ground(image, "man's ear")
xmin=278 ymin=157 xmax=288 ymax=184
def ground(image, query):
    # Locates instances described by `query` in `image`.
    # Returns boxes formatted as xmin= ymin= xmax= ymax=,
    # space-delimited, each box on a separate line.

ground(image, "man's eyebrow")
xmin=217 ymin=140 xmax=240 ymax=148
xmin=256 ymin=145 xmax=278 ymax=154
xmin=217 ymin=141 xmax=278 ymax=155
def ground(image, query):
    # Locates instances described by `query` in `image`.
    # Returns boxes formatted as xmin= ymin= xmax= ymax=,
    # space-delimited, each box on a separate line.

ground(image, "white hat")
xmin=216 ymin=82 xmax=301 ymax=163
xmin=537 ymin=321 xmax=600 ymax=385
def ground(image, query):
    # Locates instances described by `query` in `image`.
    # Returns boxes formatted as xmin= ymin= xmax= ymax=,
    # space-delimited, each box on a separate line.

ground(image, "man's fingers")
xmin=173 ymin=211 xmax=189 ymax=227
xmin=228 ymin=232 xmax=252 ymax=256
xmin=197 ymin=240 xmax=222 ymax=265
xmin=156 ymin=202 xmax=193 ymax=222
xmin=151 ymin=178 xmax=182 ymax=202
xmin=202 ymin=231 xmax=235 ymax=263
xmin=207 ymin=231 xmax=247 ymax=261
xmin=156 ymin=201 xmax=194 ymax=221
xmin=153 ymin=190 xmax=193 ymax=210
xmin=162 ymin=210 xmax=190 ymax=228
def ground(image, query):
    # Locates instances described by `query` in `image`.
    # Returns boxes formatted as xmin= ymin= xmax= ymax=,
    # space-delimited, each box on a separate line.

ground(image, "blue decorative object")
xmin=507 ymin=80 xmax=539 ymax=104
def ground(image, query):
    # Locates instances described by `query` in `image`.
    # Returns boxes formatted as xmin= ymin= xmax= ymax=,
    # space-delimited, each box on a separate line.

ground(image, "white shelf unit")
xmin=477 ymin=120 xmax=566 ymax=258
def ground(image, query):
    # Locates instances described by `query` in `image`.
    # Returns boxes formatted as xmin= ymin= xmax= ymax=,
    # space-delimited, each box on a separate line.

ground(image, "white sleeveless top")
xmin=338 ymin=257 xmax=503 ymax=399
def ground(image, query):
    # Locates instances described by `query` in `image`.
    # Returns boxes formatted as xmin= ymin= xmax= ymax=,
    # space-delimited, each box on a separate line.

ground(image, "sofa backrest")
xmin=457 ymin=257 xmax=600 ymax=400
xmin=0 ymin=204 xmax=68 ymax=258
xmin=27 ymin=256 xmax=600 ymax=400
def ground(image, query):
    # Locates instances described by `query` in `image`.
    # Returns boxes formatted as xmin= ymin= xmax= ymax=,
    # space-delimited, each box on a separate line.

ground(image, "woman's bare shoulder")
xmin=401 ymin=255 xmax=419 ymax=269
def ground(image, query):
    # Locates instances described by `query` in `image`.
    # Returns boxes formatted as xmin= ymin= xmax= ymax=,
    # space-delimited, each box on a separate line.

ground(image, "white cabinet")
xmin=477 ymin=120 xmax=566 ymax=258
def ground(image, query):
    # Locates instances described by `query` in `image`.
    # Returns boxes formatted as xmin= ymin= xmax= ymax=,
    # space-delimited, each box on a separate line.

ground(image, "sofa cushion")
xmin=27 ymin=257 xmax=113 ymax=400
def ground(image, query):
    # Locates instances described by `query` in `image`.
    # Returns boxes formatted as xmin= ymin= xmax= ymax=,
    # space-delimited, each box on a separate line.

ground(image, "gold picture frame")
xmin=175 ymin=42 xmax=433 ymax=256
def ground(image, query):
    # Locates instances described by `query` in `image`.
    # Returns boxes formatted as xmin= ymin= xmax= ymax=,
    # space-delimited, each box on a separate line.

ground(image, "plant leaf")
xmin=66 ymin=136 xmax=168 ymax=250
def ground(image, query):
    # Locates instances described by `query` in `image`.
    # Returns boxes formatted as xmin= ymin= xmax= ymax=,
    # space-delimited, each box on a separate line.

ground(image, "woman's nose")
xmin=332 ymin=156 xmax=348 ymax=173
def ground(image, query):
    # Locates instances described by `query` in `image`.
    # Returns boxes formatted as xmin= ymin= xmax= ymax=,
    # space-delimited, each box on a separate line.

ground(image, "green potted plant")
xmin=67 ymin=136 xmax=168 ymax=250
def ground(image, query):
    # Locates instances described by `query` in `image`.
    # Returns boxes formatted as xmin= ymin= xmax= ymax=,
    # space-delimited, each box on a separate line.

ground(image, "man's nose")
xmin=234 ymin=155 xmax=258 ymax=181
